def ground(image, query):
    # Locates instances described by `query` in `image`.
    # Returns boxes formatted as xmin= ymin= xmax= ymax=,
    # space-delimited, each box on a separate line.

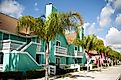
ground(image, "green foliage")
xmin=17 ymin=12 xmax=83 ymax=42
xmin=74 ymin=34 xmax=121 ymax=60
xmin=74 ymin=34 xmax=97 ymax=53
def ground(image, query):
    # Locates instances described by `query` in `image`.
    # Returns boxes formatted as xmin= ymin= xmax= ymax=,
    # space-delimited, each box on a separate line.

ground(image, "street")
xmin=35 ymin=65 xmax=121 ymax=80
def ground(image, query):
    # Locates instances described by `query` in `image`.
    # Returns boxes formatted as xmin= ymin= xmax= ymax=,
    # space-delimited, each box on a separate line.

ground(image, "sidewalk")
xmin=32 ymin=65 xmax=121 ymax=80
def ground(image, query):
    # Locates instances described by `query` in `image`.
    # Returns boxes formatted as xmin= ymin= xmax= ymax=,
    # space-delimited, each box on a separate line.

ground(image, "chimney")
xmin=45 ymin=3 xmax=53 ymax=19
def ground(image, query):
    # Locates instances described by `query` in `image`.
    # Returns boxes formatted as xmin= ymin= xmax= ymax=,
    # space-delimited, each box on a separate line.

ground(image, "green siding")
xmin=68 ymin=44 xmax=74 ymax=56
xmin=25 ymin=43 xmax=37 ymax=59
xmin=60 ymin=57 xmax=66 ymax=64
xmin=40 ymin=54 xmax=45 ymax=64
xmin=3 ymin=33 xmax=9 ymax=40
xmin=10 ymin=34 xmax=26 ymax=42
xmin=56 ymin=34 xmax=68 ymax=48
xmin=3 ymin=52 xmax=40 ymax=71
xmin=49 ymin=41 xmax=56 ymax=64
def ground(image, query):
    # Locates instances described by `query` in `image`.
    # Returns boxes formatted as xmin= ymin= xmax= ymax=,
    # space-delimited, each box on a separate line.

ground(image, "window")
xmin=75 ymin=46 xmax=78 ymax=51
xmin=56 ymin=41 xmax=60 ymax=46
xmin=66 ymin=57 xmax=69 ymax=64
xmin=0 ymin=52 xmax=4 ymax=64
xmin=36 ymin=54 xmax=40 ymax=64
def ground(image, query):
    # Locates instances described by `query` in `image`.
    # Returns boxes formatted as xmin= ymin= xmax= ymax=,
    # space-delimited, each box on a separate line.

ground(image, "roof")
xmin=85 ymin=50 xmax=98 ymax=55
xmin=0 ymin=12 xmax=30 ymax=35
xmin=65 ymin=32 xmax=77 ymax=44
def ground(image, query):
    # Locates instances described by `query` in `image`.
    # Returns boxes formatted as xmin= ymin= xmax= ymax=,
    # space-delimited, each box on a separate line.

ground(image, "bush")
xmin=0 ymin=69 xmax=45 ymax=79
xmin=25 ymin=69 xmax=45 ymax=79
xmin=0 ymin=71 xmax=23 ymax=79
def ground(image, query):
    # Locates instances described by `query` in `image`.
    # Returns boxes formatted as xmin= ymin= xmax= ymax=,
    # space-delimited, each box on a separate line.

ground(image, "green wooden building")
xmin=0 ymin=3 xmax=85 ymax=72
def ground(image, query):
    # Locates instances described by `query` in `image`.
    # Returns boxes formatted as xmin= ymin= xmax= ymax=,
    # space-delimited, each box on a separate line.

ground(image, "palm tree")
xmin=17 ymin=16 xmax=36 ymax=34
xmin=17 ymin=12 xmax=83 ymax=80
xmin=95 ymin=39 xmax=105 ymax=70
xmin=74 ymin=34 xmax=97 ymax=71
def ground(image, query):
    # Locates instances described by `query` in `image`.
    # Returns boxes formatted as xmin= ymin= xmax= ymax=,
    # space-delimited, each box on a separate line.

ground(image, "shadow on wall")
xmin=5 ymin=53 xmax=20 ymax=71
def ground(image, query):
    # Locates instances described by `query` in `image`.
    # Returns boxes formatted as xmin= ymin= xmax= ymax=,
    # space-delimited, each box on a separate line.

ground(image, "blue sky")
xmin=0 ymin=0 xmax=121 ymax=53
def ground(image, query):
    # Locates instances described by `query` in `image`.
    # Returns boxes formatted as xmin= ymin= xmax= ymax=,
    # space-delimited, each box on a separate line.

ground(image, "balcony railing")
xmin=55 ymin=46 xmax=67 ymax=55
xmin=0 ymin=40 xmax=25 ymax=52
xmin=74 ymin=51 xmax=83 ymax=57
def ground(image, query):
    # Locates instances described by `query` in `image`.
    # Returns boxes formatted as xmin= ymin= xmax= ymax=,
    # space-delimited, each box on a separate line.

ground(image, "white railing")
xmin=0 ymin=40 xmax=25 ymax=53
xmin=55 ymin=46 xmax=67 ymax=55
xmin=74 ymin=51 xmax=83 ymax=57
xmin=77 ymin=51 xmax=83 ymax=56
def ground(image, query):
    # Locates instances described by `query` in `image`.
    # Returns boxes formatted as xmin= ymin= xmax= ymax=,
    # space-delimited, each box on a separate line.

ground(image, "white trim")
xmin=21 ymin=42 xmax=42 ymax=52
xmin=21 ymin=42 xmax=33 ymax=51
xmin=55 ymin=53 xmax=83 ymax=58
xmin=36 ymin=52 xmax=45 ymax=55
xmin=11 ymin=50 xmax=42 ymax=66
xmin=0 ymin=40 xmax=25 ymax=44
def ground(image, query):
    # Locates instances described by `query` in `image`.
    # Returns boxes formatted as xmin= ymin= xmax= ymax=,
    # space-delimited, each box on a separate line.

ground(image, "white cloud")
xmin=115 ymin=14 xmax=121 ymax=25
xmin=0 ymin=0 xmax=24 ymax=18
xmin=35 ymin=2 xmax=38 ymax=6
xmin=105 ymin=27 xmax=121 ymax=53
xmin=114 ymin=0 xmax=121 ymax=9
xmin=83 ymin=22 xmax=96 ymax=35
xmin=99 ymin=5 xmax=114 ymax=27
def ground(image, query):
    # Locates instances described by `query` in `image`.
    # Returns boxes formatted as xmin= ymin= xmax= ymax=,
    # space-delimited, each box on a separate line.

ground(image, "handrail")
xmin=21 ymin=42 xmax=33 ymax=51
xmin=0 ymin=40 xmax=25 ymax=44
xmin=21 ymin=42 xmax=41 ymax=52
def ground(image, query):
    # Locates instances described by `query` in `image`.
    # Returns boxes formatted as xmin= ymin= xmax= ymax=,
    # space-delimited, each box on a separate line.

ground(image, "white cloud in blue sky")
xmin=99 ymin=4 xmax=114 ymax=27
xmin=0 ymin=0 xmax=121 ymax=52
xmin=83 ymin=22 xmax=96 ymax=35
xmin=0 ymin=0 xmax=24 ymax=18
xmin=114 ymin=0 xmax=121 ymax=9
xmin=106 ymin=27 xmax=121 ymax=52
xmin=115 ymin=14 xmax=121 ymax=25
xmin=35 ymin=2 xmax=38 ymax=6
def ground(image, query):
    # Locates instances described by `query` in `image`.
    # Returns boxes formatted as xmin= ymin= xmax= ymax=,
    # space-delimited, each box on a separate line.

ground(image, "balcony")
xmin=74 ymin=51 xmax=83 ymax=58
xmin=0 ymin=40 xmax=25 ymax=53
xmin=55 ymin=46 xmax=67 ymax=56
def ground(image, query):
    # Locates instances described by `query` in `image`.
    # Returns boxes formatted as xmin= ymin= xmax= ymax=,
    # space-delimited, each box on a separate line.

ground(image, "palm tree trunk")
xmin=45 ymin=41 xmax=49 ymax=80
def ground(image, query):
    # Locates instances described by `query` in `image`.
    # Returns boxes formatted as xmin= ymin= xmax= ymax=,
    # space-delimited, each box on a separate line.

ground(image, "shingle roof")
xmin=65 ymin=32 xmax=77 ymax=44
